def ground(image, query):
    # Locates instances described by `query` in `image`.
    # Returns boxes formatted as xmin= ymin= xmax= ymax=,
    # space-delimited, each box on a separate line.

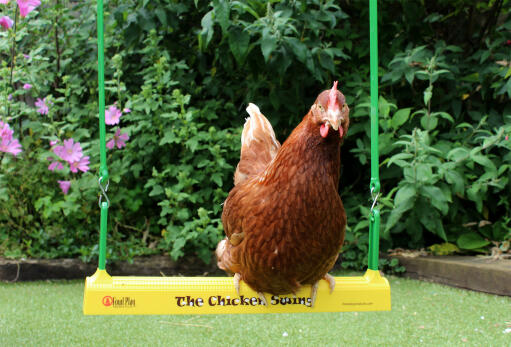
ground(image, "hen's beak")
xmin=322 ymin=81 xmax=347 ymax=136
xmin=325 ymin=107 xmax=343 ymax=131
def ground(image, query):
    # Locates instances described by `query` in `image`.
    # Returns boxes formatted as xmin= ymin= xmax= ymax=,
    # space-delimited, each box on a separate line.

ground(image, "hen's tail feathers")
xmin=234 ymin=103 xmax=281 ymax=185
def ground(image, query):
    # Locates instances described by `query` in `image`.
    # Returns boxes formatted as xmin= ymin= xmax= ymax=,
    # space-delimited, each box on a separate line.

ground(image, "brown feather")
xmin=234 ymin=103 xmax=281 ymax=185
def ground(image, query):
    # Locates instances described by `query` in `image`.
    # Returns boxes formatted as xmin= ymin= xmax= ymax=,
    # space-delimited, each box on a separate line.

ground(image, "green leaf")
xmin=403 ymin=167 xmax=415 ymax=182
xmin=429 ymin=243 xmax=460 ymax=256
xmin=211 ymin=173 xmax=223 ymax=187
xmin=185 ymin=137 xmax=200 ymax=152
xmin=395 ymin=184 xmax=416 ymax=206
xmin=419 ymin=208 xmax=447 ymax=241
xmin=231 ymin=1 xmax=259 ymax=19
xmin=385 ymin=197 xmax=414 ymax=235
xmin=457 ymin=233 xmax=491 ymax=250
xmin=444 ymin=170 xmax=464 ymax=194
xmin=421 ymin=185 xmax=448 ymax=215
xmin=149 ymin=184 xmax=164 ymax=197
xmin=471 ymin=154 xmax=497 ymax=173
xmin=199 ymin=10 xmax=214 ymax=50
xmin=447 ymin=147 xmax=469 ymax=162
xmin=159 ymin=131 xmax=177 ymax=145
xmin=445 ymin=45 xmax=463 ymax=52
xmin=155 ymin=8 xmax=167 ymax=26
xmin=318 ymin=50 xmax=335 ymax=74
xmin=387 ymin=152 xmax=413 ymax=167
xmin=421 ymin=114 xmax=438 ymax=130
xmin=228 ymin=27 xmax=250 ymax=65
xmin=416 ymin=164 xmax=433 ymax=183
xmin=170 ymin=238 xmax=186 ymax=260
xmin=505 ymin=66 xmax=511 ymax=79
xmin=177 ymin=209 xmax=190 ymax=221
xmin=261 ymin=32 xmax=277 ymax=62
xmin=431 ymin=111 xmax=454 ymax=123
xmin=285 ymin=37 xmax=307 ymax=63
xmin=423 ymin=86 xmax=433 ymax=106
xmin=213 ymin=0 xmax=230 ymax=34
xmin=197 ymin=159 xmax=210 ymax=168
xmin=405 ymin=69 xmax=414 ymax=84
xmin=391 ymin=108 xmax=411 ymax=129
xmin=467 ymin=183 xmax=483 ymax=212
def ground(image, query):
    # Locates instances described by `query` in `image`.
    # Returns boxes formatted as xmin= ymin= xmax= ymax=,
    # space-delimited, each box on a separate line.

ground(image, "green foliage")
xmin=122 ymin=38 xmax=240 ymax=261
xmin=1 ymin=0 xmax=510 ymax=271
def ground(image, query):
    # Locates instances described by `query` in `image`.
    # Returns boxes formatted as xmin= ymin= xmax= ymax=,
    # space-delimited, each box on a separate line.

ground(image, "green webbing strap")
xmin=368 ymin=0 xmax=380 ymax=271
xmin=97 ymin=0 xmax=108 ymax=270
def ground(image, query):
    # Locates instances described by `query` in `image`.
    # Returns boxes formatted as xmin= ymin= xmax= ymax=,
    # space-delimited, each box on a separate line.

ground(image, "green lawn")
xmin=1 ymin=275 xmax=510 ymax=346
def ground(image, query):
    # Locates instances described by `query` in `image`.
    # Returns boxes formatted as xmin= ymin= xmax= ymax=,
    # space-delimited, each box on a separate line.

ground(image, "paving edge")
xmin=391 ymin=255 xmax=511 ymax=297
xmin=0 ymin=256 xmax=223 ymax=282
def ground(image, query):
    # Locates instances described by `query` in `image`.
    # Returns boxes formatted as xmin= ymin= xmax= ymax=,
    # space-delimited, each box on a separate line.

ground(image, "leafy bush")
xmin=1 ymin=0 xmax=510 ymax=270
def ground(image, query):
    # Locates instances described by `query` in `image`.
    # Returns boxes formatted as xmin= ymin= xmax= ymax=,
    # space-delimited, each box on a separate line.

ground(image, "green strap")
xmin=368 ymin=0 xmax=380 ymax=271
xmin=97 ymin=0 xmax=108 ymax=270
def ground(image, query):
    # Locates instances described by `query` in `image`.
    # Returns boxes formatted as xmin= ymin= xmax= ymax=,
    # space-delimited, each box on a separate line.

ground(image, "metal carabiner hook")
xmin=98 ymin=176 xmax=110 ymax=208
xmin=370 ymin=186 xmax=380 ymax=213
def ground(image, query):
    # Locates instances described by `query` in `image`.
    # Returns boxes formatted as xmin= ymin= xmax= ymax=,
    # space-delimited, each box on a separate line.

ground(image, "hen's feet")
xmin=257 ymin=292 xmax=268 ymax=306
xmin=233 ymin=273 xmax=267 ymax=306
xmin=310 ymin=274 xmax=336 ymax=308
xmin=324 ymin=273 xmax=336 ymax=293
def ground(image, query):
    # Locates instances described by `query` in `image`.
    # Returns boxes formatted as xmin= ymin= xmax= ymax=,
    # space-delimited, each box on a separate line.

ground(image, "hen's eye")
xmin=318 ymin=104 xmax=323 ymax=110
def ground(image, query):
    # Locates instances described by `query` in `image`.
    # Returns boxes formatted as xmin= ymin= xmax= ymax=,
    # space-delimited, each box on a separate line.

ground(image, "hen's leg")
xmin=310 ymin=282 xmax=319 ymax=308
xmin=309 ymin=274 xmax=336 ymax=308
xmin=233 ymin=273 xmax=242 ymax=296
xmin=233 ymin=273 xmax=267 ymax=306
xmin=324 ymin=273 xmax=336 ymax=293
xmin=257 ymin=292 xmax=268 ymax=306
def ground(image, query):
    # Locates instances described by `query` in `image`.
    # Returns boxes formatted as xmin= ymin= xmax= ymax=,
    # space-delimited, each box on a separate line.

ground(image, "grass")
xmin=1 ymin=275 xmax=510 ymax=346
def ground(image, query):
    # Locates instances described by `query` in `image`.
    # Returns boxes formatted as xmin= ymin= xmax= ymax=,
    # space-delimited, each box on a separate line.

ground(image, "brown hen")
xmin=216 ymin=82 xmax=349 ymax=306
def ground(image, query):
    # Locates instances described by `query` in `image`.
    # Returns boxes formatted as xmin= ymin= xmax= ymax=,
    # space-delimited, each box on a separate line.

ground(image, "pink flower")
xmin=106 ymin=128 xmax=129 ymax=149
xmin=58 ymin=180 xmax=71 ymax=194
xmin=123 ymin=108 xmax=131 ymax=113
xmin=23 ymin=54 xmax=30 ymax=59
xmin=23 ymin=83 xmax=32 ymax=90
xmin=17 ymin=0 xmax=41 ymax=18
xmin=0 ymin=121 xmax=13 ymax=140
xmin=0 ymin=137 xmax=22 ymax=156
xmin=0 ymin=121 xmax=22 ymax=156
xmin=7 ymin=94 xmax=12 ymax=101
xmin=48 ymin=160 xmax=64 ymax=171
xmin=506 ymin=135 xmax=509 ymax=141
xmin=35 ymin=97 xmax=49 ymax=115
xmin=0 ymin=16 xmax=13 ymax=29
xmin=105 ymin=105 xmax=122 ymax=125
xmin=69 ymin=155 xmax=90 ymax=173
xmin=50 ymin=140 xmax=58 ymax=146
xmin=53 ymin=138 xmax=83 ymax=163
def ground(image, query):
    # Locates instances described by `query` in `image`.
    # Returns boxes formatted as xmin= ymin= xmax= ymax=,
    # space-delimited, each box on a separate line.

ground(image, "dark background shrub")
xmin=1 ymin=0 xmax=510 ymax=269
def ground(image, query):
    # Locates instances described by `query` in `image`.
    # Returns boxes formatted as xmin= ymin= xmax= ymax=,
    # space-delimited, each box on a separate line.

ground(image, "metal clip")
xmin=98 ymin=176 xmax=110 ymax=208
xmin=370 ymin=186 xmax=380 ymax=213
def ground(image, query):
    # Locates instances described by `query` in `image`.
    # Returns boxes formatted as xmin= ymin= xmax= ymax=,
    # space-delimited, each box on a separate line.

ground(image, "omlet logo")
xmin=101 ymin=295 xmax=135 ymax=308
xmin=102 ymin=296 xmax=113 ymax=306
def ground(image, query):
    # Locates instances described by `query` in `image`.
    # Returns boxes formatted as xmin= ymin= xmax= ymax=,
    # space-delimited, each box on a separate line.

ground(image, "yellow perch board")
xmin=83 ymin=269 xmax=390 ymax=315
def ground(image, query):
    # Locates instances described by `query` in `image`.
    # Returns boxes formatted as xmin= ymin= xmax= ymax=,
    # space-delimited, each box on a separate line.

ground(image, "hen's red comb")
xmin=328 ymin=81 xmax=339 ymax=108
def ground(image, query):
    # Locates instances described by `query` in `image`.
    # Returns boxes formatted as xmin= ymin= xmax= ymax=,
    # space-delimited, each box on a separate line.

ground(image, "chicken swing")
xmin=83 ymin=0 xmax=390 ymax=315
